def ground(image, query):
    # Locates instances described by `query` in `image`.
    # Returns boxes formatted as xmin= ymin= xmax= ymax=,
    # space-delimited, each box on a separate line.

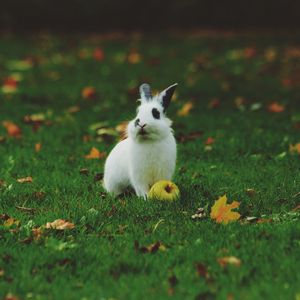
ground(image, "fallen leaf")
xmin=3 ymin=121 xmax=22 ymax=138
xmin=208 ymin=98 xmax=220 ymax=109
xmin=196 ymin=262 xmax=209 ymax=278
xmin=16 ymin=206 xmax=36 ymax=213
xmin=35 ymin=143 xmax=42 ymax=152
xmin=289 ymin=143 xmax=300 ymax=154
xmin=2 ymin=77 xmax=18 ymax=94
xmin=0 ymin=268 xmax=4 ymax=277
xmin=45 ymin=219 xmax=75 ymax=230
xmin=17 ymin=176 xmax=33 ymax=183
xmin=267 ymin=102 xmax=285 ymax=113
xmin=205 ymin=137 xmax=215 ymax=145
xmin=4 ymin=293 xmax=20 ymax=300
xmin=85 ymin=147 xmax=106 ymax=159
xmin=218 ymin=256 xmax=241 ymax=267
xmin=134 ymin=241 xmax=166 ymax=254
xmin=4 ymin=218 xmax=20 ymax=227
xmin=177 ymin=101 xmax=194 ymax=116
xmin=93 ymin=47 xmax=105 ymax=61
xmin=246 ymin=188 xmax=256 ymax=197
xmin=67 ymin=106 xmax=81 ymax=113
xmin=177 ymin=131 xmax=203 ymax=143
xmin=210 ymin=195 xmax=241 ymax=224
xmin=23 ymin=113 xmax=48 ymax=131
xmin=32 ymin=227 xmax=43 ymax=240
xmin=79 ymin=168 xmax=89 ymax=175
xmin=82 ymin=86 xmax=96 ymax=100
xmin=127 ymin=50 xmax=142 ymax=64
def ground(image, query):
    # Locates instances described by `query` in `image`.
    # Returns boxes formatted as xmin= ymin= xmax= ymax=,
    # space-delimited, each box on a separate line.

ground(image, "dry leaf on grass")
xmin=45 ymin=219 xmax=75 ymax=230
xmin=177 ymin=101 xmax=194 ymax=116
xmin=17 ymin=176 xmax=33 ymax=183
xmin=210 ymin=195 xmax=241 ymax=224
xmin=85 ymin=147 xmax=106 ymax=159
xmin=289 ymin=143 xmax=300 ymax=154
xmin=35 ymin=143 xmax=42 ymax=152
xmin=134 ymin=240 xmax=166 ymax=254
xmin=81 ymin=87 xmax=96 ymax=100
xmin=267 ymin=102 xmax=285 ymax=113
xmin=4 ymin=218 xmax=20 ymax=227
xmin=218 ymin=256 xmax=241 ymax=267
xmin=3 ymin=121 xmax=22 ymax=138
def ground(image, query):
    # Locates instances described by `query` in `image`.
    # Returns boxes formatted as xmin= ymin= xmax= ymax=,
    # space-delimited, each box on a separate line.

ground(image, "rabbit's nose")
xmin=134 ymin=118 xmax=140 ymax=127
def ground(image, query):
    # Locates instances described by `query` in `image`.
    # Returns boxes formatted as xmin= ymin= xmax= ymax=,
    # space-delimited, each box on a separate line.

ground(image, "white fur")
xmin=103 ymin=84 xmax=177 ymax=199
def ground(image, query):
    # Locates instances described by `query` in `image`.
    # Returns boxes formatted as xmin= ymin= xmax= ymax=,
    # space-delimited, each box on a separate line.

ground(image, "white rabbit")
xmin=103 ymin=83 xmax=177 ymax=199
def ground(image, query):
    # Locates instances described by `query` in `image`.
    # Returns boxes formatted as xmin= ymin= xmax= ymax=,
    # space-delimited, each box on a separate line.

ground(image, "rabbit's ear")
xmin=159 ymin=83 xmax=178 ymax=110
xmin=139 ymin=83 xmax=152 ymax=102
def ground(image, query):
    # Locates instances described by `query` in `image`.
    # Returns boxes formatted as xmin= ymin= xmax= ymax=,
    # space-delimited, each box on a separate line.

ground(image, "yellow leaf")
xmin=85 ymin=147 xmax=106 ymax=159
xmin=289 ymin=143 xmax=300 ymax=154
xmin=4 ymin=218 xmax=20 ymax=227
xmin=35 ymin=143 xmax=42 ymax=152
xmin=17 ymin=176 xmax=33 ymax=183
xmin=177 ymin=101 xmax=194 ymax=116
xmin=45 ymin=219 xmax=75 ymax=230
xmin=218 ymin=256 xmax=241 ymax=267
xmin=210 ymin=195 xmax=241 ymax=224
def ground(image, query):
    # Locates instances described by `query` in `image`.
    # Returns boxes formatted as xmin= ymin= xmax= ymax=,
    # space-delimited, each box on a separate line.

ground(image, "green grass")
xmin=1 ymin=32 xmax=300 ymax=300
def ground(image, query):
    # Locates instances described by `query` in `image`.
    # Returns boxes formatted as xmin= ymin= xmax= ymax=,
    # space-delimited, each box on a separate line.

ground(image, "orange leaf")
xmin=35 ymin=143 xmax=42 ymax=152
xmin=205 ymin=137 xmax=215 ymax=145
xmin=127 ymin=51 xmax=142 ymax=64
xmin=4 ymin=218 xmax=20 ymax=227
xmin=93 ymin=47 xmax=105 ymax=61
xmin=2 ymin=121 xmax=22 ymax=138
xmin=45 ymin=219 xmax=75 ymax=230
xmin=17 ymin=176 xmax=33 ymax=183
xmin=289 ymin=143 xmax=300 ymax=154
xmin=267 ymin=102 xmax=285 ymax=113
xmin=177 ymin=101 xmax=194 ymax=116
xmin=210 ymin=195 xmax=241 ymax=224
xmin=218 ymin=256 xmax=241 ymax=267
xmin=81 ymin=87 xmax=96 ymax=100
xmin=85 ymin=147 xmax=106 ymax=159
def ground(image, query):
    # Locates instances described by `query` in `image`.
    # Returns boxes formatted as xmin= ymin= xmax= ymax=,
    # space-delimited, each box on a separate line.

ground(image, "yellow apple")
xmin=148 ymin=180 xmax=180 ymax=201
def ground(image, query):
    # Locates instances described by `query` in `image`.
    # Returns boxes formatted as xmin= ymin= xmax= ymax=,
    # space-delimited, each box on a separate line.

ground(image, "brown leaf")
xmin=2 ymin=121 xmax=22 ymax=138
xmin=82 ymin=86 xmax=96 ymax=100
xmin=196 ymin=262 xmax=209 ymax=278
xmin=67 ymin=105 xmax=81 ymax=113
xmin=127 ymin=51 xmax=142 ymax=64
xmin=85 ymin=147 xmax=106 ymax=159
xmin=79 ymin=168 xmax=89 ymax=176
xmin=267 ymin=102 xmax=285 ymax=113
xmin=4 ymin=293 xmax=20 ymax=300
xmin=177 ymin=131 xmax=203 ymax=143
xmin=256 ymin=218 xmax=272 ymax=224
xmin=217 ymin=256 xmax=241 ymax=267
xmin=246 ymin=188 xmax=256 ymax=197
xmin=208 ymin=98 xmax=220 ymax=109
xmin=292 ymin=204 xmax=300 ymax=211
xmin=116 ymin=121 xmax=128 ymax=140
xmin=32 ymin=227 xmax=43 ymax=240
xmin=17 ymin=176 xmax=33 ymax=183
xmin=45 ymin=219 xmax=75 ymax=230
xmin=135 ymin=241 xmax=166 ymax=254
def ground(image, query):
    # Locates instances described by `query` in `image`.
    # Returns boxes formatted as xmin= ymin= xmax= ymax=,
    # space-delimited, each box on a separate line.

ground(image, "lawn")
xmin=0 ymin=32 xmax=300 ymax=300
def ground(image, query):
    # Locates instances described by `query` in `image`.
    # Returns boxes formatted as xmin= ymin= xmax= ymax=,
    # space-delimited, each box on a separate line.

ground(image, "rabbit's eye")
xmin=152 ymin=108 xmax=160 ymax=119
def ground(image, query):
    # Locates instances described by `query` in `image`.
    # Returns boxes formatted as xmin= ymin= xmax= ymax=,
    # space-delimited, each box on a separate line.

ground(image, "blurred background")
xmin=1 ymin=0 xmax=300 ymax=32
